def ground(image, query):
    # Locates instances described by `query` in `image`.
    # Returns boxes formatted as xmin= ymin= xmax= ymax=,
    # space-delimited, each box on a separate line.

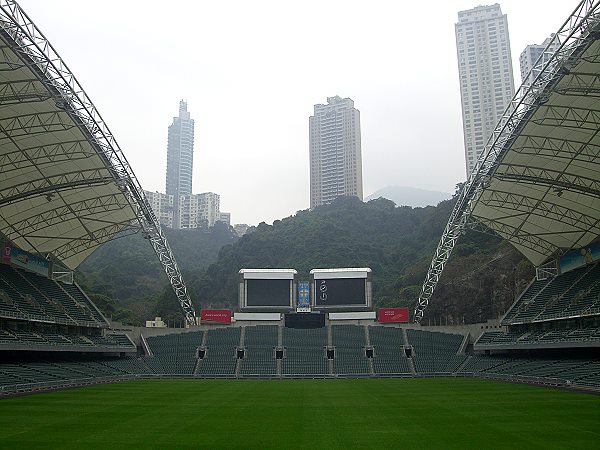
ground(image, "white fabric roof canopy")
xmin=0 ymin=29 xmax=138 ymax=270
xmin=470 ymin=38 xmax=600 ymax=266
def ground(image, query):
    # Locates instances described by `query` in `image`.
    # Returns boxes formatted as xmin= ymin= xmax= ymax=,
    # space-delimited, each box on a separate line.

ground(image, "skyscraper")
xmin=519 ymin=35 xmax=559 ymax=86
xmin=146 ymin=101 xmax=230 ymax=230
xmin=166 ymin=100 xmax=195 ymax=197
xmin=455 ymin=4 xmax=515 ymax=176
xmin=309 ymin=96 xmax=363 ymax=209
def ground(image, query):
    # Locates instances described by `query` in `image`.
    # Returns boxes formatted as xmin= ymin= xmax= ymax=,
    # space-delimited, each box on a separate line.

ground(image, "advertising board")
xmin=559 ymin=241 xmax=600 ymax=273
xmin=2 ymin=244 xmax=49 ymax=276
xmin=378 ymin=307 xmax=409 ymax=323
xmin=233 ymin=312 xmax=281 ymax=321
xmin=328 ymin=311 xmax=376 ymax=320
xmin=200 ymin=309 xmax=232 ymax=324
xmin=297 ymin=281 xmax=310 ymax=311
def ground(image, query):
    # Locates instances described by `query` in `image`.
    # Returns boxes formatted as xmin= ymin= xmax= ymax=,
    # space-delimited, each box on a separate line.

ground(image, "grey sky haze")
xmin=20 ymin=0 xmax=576 ymax=225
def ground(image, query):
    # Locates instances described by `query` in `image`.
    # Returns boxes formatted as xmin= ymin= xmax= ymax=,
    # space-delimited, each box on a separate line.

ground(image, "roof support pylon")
xmin=414 ymin=0 xmax=600 ymax=323
xmin=0 ymin=0 xmax=196 ymax=325
xmin=136 ymin=195 xmax=196 ymax=327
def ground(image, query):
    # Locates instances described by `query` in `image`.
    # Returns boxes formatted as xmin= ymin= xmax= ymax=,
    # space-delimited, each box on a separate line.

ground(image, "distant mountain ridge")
xmin=366 ymin=186 xmax=451 ymax=207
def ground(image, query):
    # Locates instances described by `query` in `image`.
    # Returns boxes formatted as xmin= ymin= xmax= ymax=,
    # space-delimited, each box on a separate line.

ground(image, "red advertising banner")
xmin=200 ymin=309 xmax=232 ymax=324
xmin=378 ymin=307 xmax=409 ymax=323
xmin=2 ymin=244 xmax=10 ymax=264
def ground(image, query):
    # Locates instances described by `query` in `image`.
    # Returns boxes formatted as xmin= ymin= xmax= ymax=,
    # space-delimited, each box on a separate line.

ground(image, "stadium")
xmin=1 ymin=0 xmax=600 ymax=448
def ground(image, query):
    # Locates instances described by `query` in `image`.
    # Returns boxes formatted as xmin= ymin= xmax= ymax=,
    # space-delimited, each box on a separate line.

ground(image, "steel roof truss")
xmin=51 ymin=222 xmax=137 ymax=260
xmin=415 ymin=1 xmax=600 ymax=322
xmin=531 ymin=104 xmax=600 ymax=129
xmin=494 ymin=164 xmax=600 ymax=197
xmin=0 ymin=139 xmax=93 ymax=174
xmin=481 ymin=189 xmax=600 ymax=232
xmin=4 ymin=193 xmax=126 ymax=228
xmin=0 ymin=110 xmax=75 ymax=135
xmin=514 ymin=134 xmax=600 ymax=162
xmin=467 ymin=218 xmax=558 ymax=256
xmin=0 ymin=77 xmax=50 ymax=105
xmin=0 ymin=168 xmax=113 ymax=206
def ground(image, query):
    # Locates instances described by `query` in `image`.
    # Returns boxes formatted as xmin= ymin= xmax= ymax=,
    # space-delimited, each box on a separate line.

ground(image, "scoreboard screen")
xmin=246 ymin=279 xmax=291 ymax=307
xmin=239 ymin=269 xmax=297 ymax=311
xmin=314 ymin=277 xmax=366 ymax=307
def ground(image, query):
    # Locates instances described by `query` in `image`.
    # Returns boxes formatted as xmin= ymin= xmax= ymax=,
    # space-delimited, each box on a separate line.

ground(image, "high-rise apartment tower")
xmin=309 ymin=96 xmax=363 ymax=209
xmin=455 ymin=4 xmax=515 ymax=176
xmin=147 ymin=101 xmax=230 ymax=230
xmin=519 ymin=35 xmax=560 ymax=86
xmin=166 ymin=100 xmax=195 ymax=197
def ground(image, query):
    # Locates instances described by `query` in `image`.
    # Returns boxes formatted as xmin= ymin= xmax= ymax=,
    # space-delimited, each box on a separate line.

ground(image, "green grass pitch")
xmin=0 ymin=378 xmax=599 ymax=449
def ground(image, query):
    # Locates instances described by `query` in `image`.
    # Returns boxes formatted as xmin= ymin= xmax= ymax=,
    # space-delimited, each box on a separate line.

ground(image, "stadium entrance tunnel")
xmin=404 ymin=347 xmax=413 ymax=358
xmin=327 ymin=348 xmax=335 ymax=360
xmin=275 ymin=348 xmax=284 ymax=359
xmin=237 ymin=348 xmax=245 ymax=359
xmin=365 ymin=347 xmax=374 ymax=359
xmin=197 ymin=348 xmax=206 ymax=359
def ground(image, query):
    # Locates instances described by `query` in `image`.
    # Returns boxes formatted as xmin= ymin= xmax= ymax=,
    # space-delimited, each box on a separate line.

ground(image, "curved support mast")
xmin=414 ymin=0 xmax=600 ymax=323
xmin=0 ymin=0 xmax=196 ymax=325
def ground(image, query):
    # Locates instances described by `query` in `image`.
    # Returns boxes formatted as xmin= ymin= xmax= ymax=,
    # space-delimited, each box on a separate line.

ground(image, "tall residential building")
xmin=455 ymin=4 xmax=515 ymax=176
xmin=218 ymin=212 xmax=231 ymax=227
xmin=519 ymin=35 xmax=559 ymax=86
xmin=309 ymin=96 xmax=363 ymax=209
xmin=146 ymin=190 xmax=175 ymax=228
xmin=166 ymin=100 xmax=195 ymax=197
xmin=145 ymin=191 xmax=225 ymax=229
xmin=148 ymin=100 xmax=230 ymax=230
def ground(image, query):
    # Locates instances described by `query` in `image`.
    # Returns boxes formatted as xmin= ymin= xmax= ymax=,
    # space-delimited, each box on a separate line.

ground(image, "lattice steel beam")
xmin=51 ymin=222 xmax=138 ymax=260
xmin=0 ymin=169 xmax=114 ymax=205
xmin=466 ymin=217 xmax=559 ymax=256
xmin=531 ymin=104 xmax=600 ymax=129
xmin=0 ymin=78 xmax=49 ymax=105
xmin=512 ymin=134 xmax=600 ymax=161
xmin=414 ymin=0 xmax=600 ymax=323
xmin=493 ymin=166 xmax=600 ymax=198
xmin=554 ymin=70 xmax=600 ymax=96
xmin=479 ymin=189 xmax=600 ymax=232
xmin=0 ymin=140 xmax=92 ymax=173
xmin=2 ymin=194 xmax=128 ymax=235
xmin=0 ymin=0 xmax=196 ymax=325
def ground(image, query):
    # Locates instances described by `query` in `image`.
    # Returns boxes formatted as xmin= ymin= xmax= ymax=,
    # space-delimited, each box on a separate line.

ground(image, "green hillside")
xmin=160 ymin=196 xmax=533 ymax=324
xmin=76 ymin=223 xmax=238 ymax=324
xmin=79 ymin=195 xmax=534 ymax=324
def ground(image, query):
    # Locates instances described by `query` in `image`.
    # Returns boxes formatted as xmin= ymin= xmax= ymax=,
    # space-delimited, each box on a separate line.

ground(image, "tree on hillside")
xmin=79 ymin=196 xmax=534 ymax=324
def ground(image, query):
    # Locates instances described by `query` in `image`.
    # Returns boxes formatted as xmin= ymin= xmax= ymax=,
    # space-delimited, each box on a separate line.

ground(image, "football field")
xmin=0 ymin=378 xmax=599 ymax=449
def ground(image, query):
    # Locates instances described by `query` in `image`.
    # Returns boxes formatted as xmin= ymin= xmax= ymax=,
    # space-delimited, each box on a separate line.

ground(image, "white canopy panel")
xmin=0 ymin=11 xmax=138 ymax=270
xmin=416 ymin=1 xmax=600 ymax=323
xmin=470 ymin=38 xmax=600 ymax=265
xmin=0 ymin=0 xmax=195 ymax=324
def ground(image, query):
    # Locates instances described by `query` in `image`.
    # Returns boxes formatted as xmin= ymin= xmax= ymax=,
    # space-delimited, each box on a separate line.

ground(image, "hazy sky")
xmin=20 ymin=0 xmax=576 ymax=225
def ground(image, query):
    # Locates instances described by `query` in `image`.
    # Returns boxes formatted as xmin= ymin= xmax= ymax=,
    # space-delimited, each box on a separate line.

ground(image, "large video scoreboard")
xmin=309 ymin=268 xmax=372 ymax=310
xmin=238 ymin=269 xmax=297 ymax=311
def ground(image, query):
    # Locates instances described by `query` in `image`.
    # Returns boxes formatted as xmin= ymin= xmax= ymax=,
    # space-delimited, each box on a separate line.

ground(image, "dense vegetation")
xmin=79 ymin=194 xmax=535 ymax=325
xmin=76 ymin=223 xmax=238 ymax=324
